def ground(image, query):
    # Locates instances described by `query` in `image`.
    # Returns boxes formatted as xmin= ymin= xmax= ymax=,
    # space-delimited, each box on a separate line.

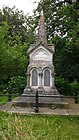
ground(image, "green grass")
xmin=71 ymin=82 xmax=79 ymax=90
xmin=0 ymin=112 xmax=79 ymax=140
xmin=0 ymin=95 xmax=17 ymax=105
xmin=0 ymin=96 xmax=8 ymax=105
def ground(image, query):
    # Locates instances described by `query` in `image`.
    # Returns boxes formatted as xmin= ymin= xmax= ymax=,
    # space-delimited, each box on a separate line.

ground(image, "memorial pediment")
xmin=30 ymin=45 xmax=52 ymax=62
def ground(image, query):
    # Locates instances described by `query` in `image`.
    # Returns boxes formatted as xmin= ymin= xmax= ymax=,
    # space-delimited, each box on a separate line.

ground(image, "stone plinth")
xmin=12 ymin=88 xmax=62 ymax=107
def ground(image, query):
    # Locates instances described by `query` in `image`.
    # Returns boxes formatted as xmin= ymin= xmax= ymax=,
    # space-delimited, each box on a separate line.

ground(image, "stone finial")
xmin=36 ymin=9 xmax=47 ymax=46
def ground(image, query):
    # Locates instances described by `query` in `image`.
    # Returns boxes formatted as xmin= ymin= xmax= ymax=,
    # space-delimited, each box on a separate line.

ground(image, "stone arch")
xmin=44 ymin=68 xmax=50 ymax=86
xmin=31 ymin=69 xmax=38 ymax=86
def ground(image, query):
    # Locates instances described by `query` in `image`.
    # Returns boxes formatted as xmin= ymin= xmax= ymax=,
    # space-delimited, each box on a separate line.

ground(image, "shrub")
xmin=70 ymin=82 xmax=79 ymax=103
xmin=7 ymin=76 xmax=26 ymax=94
xmin=55 ymin=77 xmax=71 ymax=95
xmin=71 ymin=82 xmax=79 ymax=90
xmin=0 ymin=84 xmax=7 ymax=94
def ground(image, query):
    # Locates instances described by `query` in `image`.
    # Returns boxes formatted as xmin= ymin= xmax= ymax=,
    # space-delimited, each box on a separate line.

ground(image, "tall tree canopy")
xmin=0 ymin=6 xmax=36 ymax=45
xmin=0 ymin=6 xmax=36 ymax=86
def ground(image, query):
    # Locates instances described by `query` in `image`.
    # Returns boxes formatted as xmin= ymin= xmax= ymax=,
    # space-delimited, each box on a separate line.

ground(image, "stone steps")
xmin=12 ymin=94 xmax=69 ymax=108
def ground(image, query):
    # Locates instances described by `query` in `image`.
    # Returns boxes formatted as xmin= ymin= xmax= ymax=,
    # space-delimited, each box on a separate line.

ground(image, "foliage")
xmin=38 ymin=0 xmax=79 ymax=40
xmin=0 ymin=6 xmax=36 ymax=45
xmin=0 ymin=97 xmax=8 ymax=105
xmin=71 ymin=82 xmax=79 ymax=90
xmin=0 ymin=6 xmax=36 ymax=84
xmin=54 ymin=38 xmax=79 ymax=81
xmin=0 ymin=13 xmax=29 ymax=87
xmin=0 ymin=24 xmax=9 ymax=83
xmin=0 ymin=85 xmax=7 ymax=94
xmin=0 ymin=112 xmax=79 ymax=140
xmin=55 ymin=77 xmax=71 ymax=95
xmin=7 ymin=76 xmax=26 ymax=94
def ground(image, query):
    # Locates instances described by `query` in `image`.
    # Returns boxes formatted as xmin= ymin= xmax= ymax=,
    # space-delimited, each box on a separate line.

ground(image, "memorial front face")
xmin=27 ymin=44 xmax=55 ymax=92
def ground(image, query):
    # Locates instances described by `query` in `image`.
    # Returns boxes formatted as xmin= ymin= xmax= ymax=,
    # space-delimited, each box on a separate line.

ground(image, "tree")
xmin=0 ymin=23 xmax=9 ymax=83
xmin=0 ymin=6 xmax=37 ymax=86
xmin=0 ymin=20 xmax=29 ymax=85
xmin=0 ymin=6 xmax=36 ymax=46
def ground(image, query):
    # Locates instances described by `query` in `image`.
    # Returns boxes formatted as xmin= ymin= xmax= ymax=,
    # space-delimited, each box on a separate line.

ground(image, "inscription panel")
xmin=34 ymin=50 xmax=48 ymax=60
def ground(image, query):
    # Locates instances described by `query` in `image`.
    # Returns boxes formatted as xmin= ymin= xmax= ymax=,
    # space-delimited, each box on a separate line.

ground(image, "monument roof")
xmin=28 ymin=42 xmax=55 ymax=54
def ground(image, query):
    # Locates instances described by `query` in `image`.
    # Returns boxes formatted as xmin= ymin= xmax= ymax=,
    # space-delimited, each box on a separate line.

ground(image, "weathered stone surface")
xmin=12 ymin=94 xmax=61 ymax=107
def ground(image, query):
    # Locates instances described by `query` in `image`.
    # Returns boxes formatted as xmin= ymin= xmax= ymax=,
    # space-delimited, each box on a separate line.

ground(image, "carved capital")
xmin=51 ymin=72 xmax=56 ymax=76
xmin=25 ymin=73 xmax=30 ymax=76
xmin=39 ymin=72 xmax=43 ymax=77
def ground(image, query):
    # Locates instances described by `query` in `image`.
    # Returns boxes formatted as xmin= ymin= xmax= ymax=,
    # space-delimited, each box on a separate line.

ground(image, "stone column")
xmin=50 ymin=72 xmax=56 ymax=94
xmin=38 ymin=68 xmax=44 ymax=93
xmin=39 ymin=72 xmax=43 ymax=88
xmin=26 ymin=73 xmax=30 ymax=87
xmin=22 ymin=73 xmax=31 ymax=95
xmin=51 ymin=72 xmax=56 ymax=87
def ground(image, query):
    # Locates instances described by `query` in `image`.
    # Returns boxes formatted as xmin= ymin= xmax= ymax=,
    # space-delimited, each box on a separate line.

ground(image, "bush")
xmin=0 ymin=84 xmax=7 ymax=94
xmin=70 ymin=82 xmax=79 ymax=103
xmin=71 ymin=82 xmax=79 ymax=90
xmin=55 ymin=77 xmax=71 ymax=95
xmin=7 ymin=76 xmax=26 ymax=94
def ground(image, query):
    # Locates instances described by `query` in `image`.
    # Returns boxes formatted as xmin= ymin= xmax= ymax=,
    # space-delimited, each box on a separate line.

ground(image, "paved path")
xmin=0 ymin=101 xmax=79 ymax=115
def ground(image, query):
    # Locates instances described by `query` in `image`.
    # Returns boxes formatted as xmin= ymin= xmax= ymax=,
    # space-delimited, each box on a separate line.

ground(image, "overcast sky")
xmin=0 ymin=0 xmax=40 ymax=15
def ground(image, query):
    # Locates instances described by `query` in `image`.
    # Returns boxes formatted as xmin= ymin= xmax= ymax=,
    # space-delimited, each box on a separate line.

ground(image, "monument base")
xmin=12 ymin=87 xmax=67 ymax=108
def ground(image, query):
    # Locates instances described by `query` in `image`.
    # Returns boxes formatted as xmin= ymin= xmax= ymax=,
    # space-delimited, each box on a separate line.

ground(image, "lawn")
xmin=0 ymin=95 xmax=16 ymax=105
xmin=0 ymin=96 xmax=8 ymax=105
xmin=0 ymin=112 xmax=79 ymax=140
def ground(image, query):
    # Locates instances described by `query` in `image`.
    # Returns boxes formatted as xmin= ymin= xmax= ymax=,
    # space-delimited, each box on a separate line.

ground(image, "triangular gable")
xmin=28 ymin=41 xmax=54 ymax=54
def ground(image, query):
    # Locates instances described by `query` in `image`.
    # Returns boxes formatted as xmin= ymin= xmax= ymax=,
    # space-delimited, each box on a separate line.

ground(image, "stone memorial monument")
xmin=24 ymin=10 xmax=58 ymax=95
xmin=13 ymin=3 xmax=61 ymax=107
